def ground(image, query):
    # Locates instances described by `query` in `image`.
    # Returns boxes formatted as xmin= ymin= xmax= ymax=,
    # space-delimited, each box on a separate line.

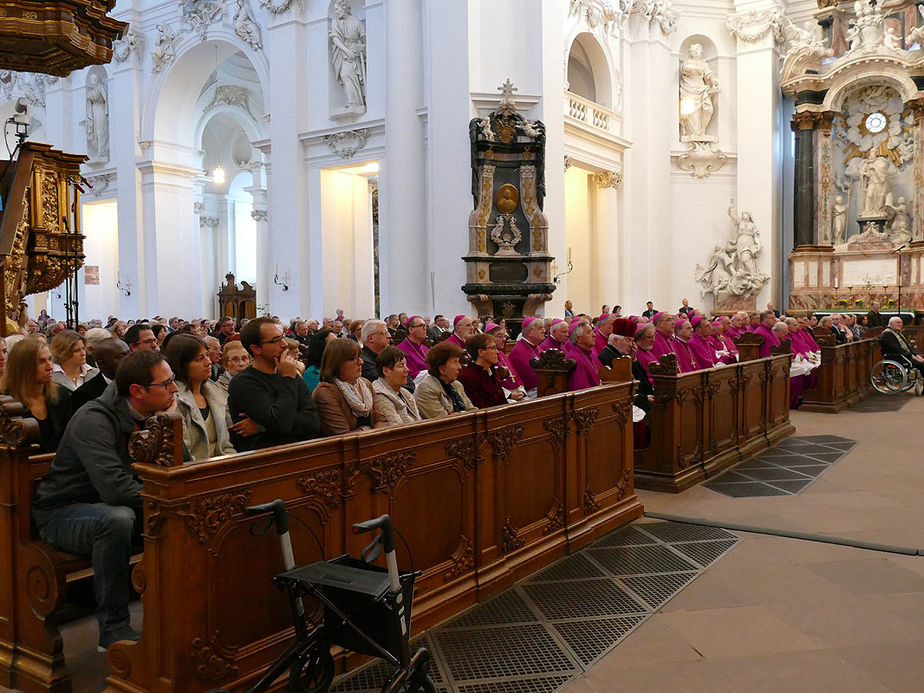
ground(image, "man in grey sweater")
xmin=32 ymin=350 xmax=179 ymax=651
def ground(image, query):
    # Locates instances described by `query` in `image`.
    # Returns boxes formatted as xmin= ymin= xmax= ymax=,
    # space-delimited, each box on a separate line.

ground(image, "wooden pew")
xmin=103 ymin=383 xmax=641 ymax=693
xmin=633 ymin=353 xmax=795 ymax=493
xmin=800 ymin=330 xmax=880 ymax=412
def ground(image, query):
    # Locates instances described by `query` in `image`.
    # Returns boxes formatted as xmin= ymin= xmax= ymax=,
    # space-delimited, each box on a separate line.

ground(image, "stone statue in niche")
xmin=695 ymin=203 xmax=770 ymax=297
xmin=831 ymin=195 xmax=847 ymax=245
xmin=859 ymin=149 xmax=892 ymax=217
xmin=85 ymin=73 xmax=109 ymax=162
xmin=679 ymin=43 xmax=719 ymax=140
xmin=329 ymin=0 xmax=366 ymax=113
xmin=233 ymin=0 xmax=262 ymax=50
xmin=885 ymin=197 xmax=912 ymax=244
xmin=151 ymin=24 xmax=178 ymax=73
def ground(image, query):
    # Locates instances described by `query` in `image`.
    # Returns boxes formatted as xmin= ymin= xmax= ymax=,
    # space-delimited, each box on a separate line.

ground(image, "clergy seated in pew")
xmin=565 ymin=322 xmax=602 ymax=391
xmin=671 ymin=318 xmax=699 ymax=373
xmin=31 ymin=351 xmax=185 ymax=652
xmin=596 ymin=318 xmax=655 ymax=414
xmin=708 ymin=318 xmax=739 ymax=364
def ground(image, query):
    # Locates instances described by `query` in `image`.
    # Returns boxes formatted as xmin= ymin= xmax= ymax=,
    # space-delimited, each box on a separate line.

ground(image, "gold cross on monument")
xmin=498 ymin=78 xmax=518 ymax=102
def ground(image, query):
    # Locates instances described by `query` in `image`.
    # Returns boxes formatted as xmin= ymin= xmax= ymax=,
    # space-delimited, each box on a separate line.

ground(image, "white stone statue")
xmin=885 ymin=196 xmax=912 ymax=244
xmin=151 ymin=24 xmax=178 ymax=74
xmin=859 ymin=149 xmax=892 ymax=217
xmin=329 ymin=0 xmax=366 ymax=112
xmin=831 ymin=195 xmax=847 ymax=245
xmin=85 ymin=73 xmax=109 ymax=161
xmin=233 ymin=0 xmax=262 ymax=50
xmin=695 ymin=204 xmax=770 ymax=297
xmin=679 ymin=43 xmax=719 ymax=140
xmin=782 ymin=19 xmax=830 ymax=60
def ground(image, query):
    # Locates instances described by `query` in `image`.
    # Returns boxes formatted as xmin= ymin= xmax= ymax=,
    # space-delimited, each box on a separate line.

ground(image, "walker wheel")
xmin=290 ymin=640 xmax=334 ymax=693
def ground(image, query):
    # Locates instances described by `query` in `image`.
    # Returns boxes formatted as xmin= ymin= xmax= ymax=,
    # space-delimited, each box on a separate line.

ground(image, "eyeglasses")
xmin=145 ymin=377 xmax=176 ymax=390
xmin=260 ymin=335 xmax=285 ymax=345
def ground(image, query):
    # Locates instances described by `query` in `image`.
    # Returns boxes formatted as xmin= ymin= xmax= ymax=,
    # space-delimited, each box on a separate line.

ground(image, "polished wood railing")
xmin=633 ymin=353 xmax=795 ymax=493
xmin=101 ymin=382 xmax=640 ymax=693
xmin=800 ymin=330 xmax=879 ymax=412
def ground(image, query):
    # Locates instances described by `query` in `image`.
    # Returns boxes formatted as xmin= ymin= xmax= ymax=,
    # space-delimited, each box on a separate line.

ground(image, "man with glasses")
xmin=32 ymin=351 xmax=182 ymax=651
xmin=123 ymin=323 xmax=158 ymax=352
xmin=457 ymin=333 xmax=506 ymax=407
xmin=360 ymin=319 xmax=415 ymax=392
xmin=396 ymin=315 xmax=429 ymax=378
xmin=228 ymin=317 xmax=320 ymax=451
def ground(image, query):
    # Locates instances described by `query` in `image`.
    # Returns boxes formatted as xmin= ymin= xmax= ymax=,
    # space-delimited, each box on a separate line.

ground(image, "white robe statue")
xmin=329 ymin=0 xmax=366 ymax=112
xmin=679 ymin=43 xmax=719 ymax=140
xmin=85 ymin=73 xmax=109 ymax=161
xmin=859 ymin=150 xmax=892 ymax=217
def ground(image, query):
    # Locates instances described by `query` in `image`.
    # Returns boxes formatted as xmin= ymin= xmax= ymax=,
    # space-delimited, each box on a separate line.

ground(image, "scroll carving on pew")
xmin=0 ymin=395 xmax=40 ymax=446
xmin=811 ymin=326 xmax=836 ymax=347
xmin=530 ymin=348 xmax=575 ymax=396
xmin=633 ymin=353 xmax=795 ymax=492
xmin=770 ymin=337 xmax=791 ymax=355
xmin=96 ymin=384 xmax=641 ymax=693
xmin=128 ymin=412 xmax=185 ymax=467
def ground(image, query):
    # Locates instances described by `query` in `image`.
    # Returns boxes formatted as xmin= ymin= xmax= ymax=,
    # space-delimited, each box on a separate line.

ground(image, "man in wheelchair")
xmin=880 ymin=317 xmax=924 ymax=381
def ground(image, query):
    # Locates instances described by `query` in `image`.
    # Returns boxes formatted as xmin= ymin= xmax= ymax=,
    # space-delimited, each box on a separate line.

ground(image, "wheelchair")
xmin=870 ymin=356 xmax=924 ymax=395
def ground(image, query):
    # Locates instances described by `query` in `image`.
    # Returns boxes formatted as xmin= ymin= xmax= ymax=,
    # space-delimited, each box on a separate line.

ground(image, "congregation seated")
xmin=708 ymin=318 xmax=738 ymax=364
xmin=228 ymin=316 xmax=320 ymax=451
xmin=50 ymin=329 xmax=98 ymax=391
xmin=32 ymin=350 xmax=182 ymax=650
xmin=165 ymin=334 xmax=236 ymax=460
xmin=303 ymin=327 xmax=337 ymax=392
xmin=396 ymin=316 xmax=429 ymax=378
xmin=634 ymin=322 xmax=658 ymax=381
xmin=123 ymin=323 xmax=158 ymax=352
xmin=414 ymin=341 xmax=476 ymax=419
xmin=725 ymin=311 xmax=747 ymax=340
xmin=283 ymin=338 xmax=306 ymax=376
xmin=4 ymin=337 xmax=72 ymax=452
xmin=593 ymin=313 xmax=614 ymax=353
xmin=457 ymin=333 xmax=508 ymax=407
xmin=650 ymin=312 xmax=676 ymax=362
xmin=362 ymin=319 xmax=415 ymax=393
xmin=880 ymin=316 xmax=924 ymax=381
xmin=312 ymin=337 xmax=377 ymax=435
xmin=565 ymin=322 xmax=602 ymax=391
xmin=371 ymin=346 xmax=421 ymax=427
xmin=539 ymin=318 xmax=569 ymax=352
xmin=71 ymin=338 xmax=130 ymax=411
xmin=508 ymin=317 xmax=546 ymax=398
xmin=216 ymin=339 xmax=251 ymax=395
xmin=445 ymin=315 xmax=474 ymax=348
xmin=753 ymin=310 xmax=781 ymax=356
xmin=597 ymin=318 xmax=654 ymax=412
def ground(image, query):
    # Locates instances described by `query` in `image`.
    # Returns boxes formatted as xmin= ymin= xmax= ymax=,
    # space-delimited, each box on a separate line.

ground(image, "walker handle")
xmin=245 ymin=499 xmax=289 ymax=535
xmin=352 ymin=514 xmax=395 ymax=553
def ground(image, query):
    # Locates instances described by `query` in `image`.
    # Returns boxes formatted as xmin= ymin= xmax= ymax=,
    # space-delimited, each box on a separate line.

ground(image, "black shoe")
xmin=97 ymin=625 xmax=141 ymax=652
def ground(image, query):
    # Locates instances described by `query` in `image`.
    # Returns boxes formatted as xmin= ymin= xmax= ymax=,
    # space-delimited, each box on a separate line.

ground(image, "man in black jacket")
xmin=32 ymin=351 xmax=179 ymax=651
xmin=866 ymin=300 xmax=888 ymax=328
xmin=228 ymin=317 xmax=320 ymax=451
xmin=71 ymin=338 xmax=130 ymax=411
xmin=360 ymin=320 xmax=415 ymax=392
xmin=880 ymin=317 xmax=924 ymax=380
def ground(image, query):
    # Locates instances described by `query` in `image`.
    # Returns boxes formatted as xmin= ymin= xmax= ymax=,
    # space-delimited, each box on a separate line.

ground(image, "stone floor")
xmin=5 ymin=390 xmax=924 ymax=692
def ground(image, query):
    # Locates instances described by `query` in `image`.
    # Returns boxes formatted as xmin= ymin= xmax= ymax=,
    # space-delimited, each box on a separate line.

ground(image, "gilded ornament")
xmin=495 ymin=184 xmax=519 ymax=214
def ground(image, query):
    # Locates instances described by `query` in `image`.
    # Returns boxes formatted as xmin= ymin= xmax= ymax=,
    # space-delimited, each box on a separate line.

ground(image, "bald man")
xmin=880 ymin=317 xmax=924 ymax=381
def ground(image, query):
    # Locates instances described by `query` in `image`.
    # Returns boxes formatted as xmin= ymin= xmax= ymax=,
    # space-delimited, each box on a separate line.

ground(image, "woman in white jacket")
xmin=164 ymin=334 xmax=236 ymax=460
xmin=372 ymin=346 xmax=420 ymax=428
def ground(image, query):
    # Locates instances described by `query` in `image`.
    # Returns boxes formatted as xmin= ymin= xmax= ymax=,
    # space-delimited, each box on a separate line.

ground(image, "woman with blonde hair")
xmin=50 ymin=329 xmax=98 ymax=391
xmin=312 ymin=337 xmax=376 ymax=435
xmin=3 ymin=338 xmax=71 ymax=452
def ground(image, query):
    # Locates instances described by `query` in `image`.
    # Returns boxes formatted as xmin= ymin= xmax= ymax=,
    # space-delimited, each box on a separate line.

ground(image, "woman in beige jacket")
xmin=372 ymin=346 xmax=421 ymax=427
xmin=414 ymin=341 xmax=476 ymax=419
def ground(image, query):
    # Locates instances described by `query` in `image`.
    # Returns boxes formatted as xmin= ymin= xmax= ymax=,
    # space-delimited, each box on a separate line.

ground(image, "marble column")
xmin=791 ymin=111 xmax=816 ymax=248
xmin=908 ymin=98 xmax=924 ymax=243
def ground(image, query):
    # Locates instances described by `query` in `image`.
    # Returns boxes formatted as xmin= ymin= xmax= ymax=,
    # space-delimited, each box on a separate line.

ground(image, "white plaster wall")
xmin=80 ymin=200 xmax=121 ymax=319
xmin=564 ymin=167 xmax=593 ymax=313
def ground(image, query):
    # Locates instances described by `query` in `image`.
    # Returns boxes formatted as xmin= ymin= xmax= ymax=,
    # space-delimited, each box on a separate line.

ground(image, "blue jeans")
xmin=37 ymin=503 xmax=138 ymax=634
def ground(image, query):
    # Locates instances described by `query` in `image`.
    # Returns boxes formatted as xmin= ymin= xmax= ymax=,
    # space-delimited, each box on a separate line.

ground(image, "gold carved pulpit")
xmin=0 ymin=142 xmax=87 ymax=336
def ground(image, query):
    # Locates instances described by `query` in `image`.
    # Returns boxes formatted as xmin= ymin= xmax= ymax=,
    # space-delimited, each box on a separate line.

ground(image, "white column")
xmin=421 ymin=0 xmax=470 ymax=316
xmin=592 ymin=177 xmax=622 ymax=306
xmin=109 ymin=57 xmax=145 ymax=318
xmin=731 ymin=1 xmax=783 ymax=308
xmin=380 ymin=0 xmax=427 ymax=315
xmin=138 ymin=162 xmax=205 ymax=317
xmin=265 ymin=16 xmax=309 ymax=318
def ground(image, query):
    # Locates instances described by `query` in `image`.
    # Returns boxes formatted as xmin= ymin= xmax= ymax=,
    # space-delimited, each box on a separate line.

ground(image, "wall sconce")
xmin=117 ymin=274 xmax=132 ymax=296
xmin=274 ymin=264 xmax=289 ymax=291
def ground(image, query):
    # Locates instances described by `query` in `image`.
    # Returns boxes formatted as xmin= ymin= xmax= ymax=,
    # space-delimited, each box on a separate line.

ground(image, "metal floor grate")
xmin=619 ymin=572 xmax=698 ymax=610
xmin=331 ymin=520 xmax=738 ymax=692
xmin=552 ymin=615 xmax=647 ymax=667
xmin=587 ymin=544 xmax=699 ymax=576
xmin=432 ymin=624 xmax=579 ymax=681
xmin=521 ymin=579 xmax=646 ymax=620
xmin=705 ymin=436 xmax=857 ymax=498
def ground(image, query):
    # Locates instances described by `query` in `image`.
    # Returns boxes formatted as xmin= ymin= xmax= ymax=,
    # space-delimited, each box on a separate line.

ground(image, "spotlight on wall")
xmin=212 ymin=165 xmax=226 ymax=185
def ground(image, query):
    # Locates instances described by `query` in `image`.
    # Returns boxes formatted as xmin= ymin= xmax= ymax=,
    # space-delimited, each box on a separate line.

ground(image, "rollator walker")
xmin=211 ymin=499 xmax=435 ymax=693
